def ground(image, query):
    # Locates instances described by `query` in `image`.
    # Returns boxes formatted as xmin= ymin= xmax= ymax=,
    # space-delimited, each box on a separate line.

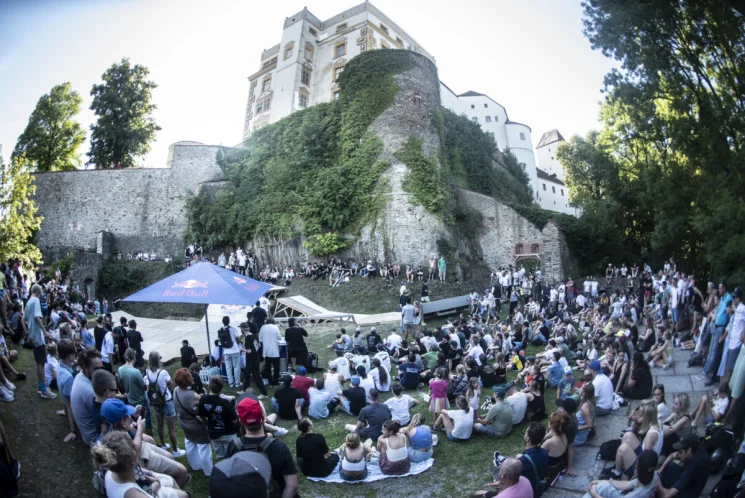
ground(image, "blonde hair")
xmin=455 ymin=364 xmax=466 ymax=375
xmin=406 ymin=413 xmax=426 ymax=433
xmin=91 ymin=431 xmax=138 ymax=474
xmin=674 ymin=393 xmax=690 ymax=414
xmin=345 ymin=432 xmax=361 ymax=449
xmin=494 ymin=352 xmax=505 ymax=367
xmin=637 ymin=399 xmax=660 ymax=436
xmin=466 ymin=376 xmax=480 ymax=400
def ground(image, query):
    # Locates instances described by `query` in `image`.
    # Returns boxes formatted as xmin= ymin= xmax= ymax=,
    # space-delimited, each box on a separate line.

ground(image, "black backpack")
xmin=598 ymin=438 xmax=622 ymax=460
xmin=232 ymin=437 xmax=280 ymax=493
xmin=218 ymin=326 xmax=234 ymax=349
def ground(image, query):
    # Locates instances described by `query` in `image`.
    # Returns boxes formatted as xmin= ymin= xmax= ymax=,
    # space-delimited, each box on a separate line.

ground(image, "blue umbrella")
xmin=123 ymin=261 xmax=272 ymax=360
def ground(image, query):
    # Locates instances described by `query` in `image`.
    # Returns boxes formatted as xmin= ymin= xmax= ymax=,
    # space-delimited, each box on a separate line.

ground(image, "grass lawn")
xmin=1 ymin=316 xmax=556 ymax=498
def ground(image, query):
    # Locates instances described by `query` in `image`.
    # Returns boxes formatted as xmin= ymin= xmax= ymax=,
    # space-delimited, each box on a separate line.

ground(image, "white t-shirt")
xmin=359 ymin=376 xmax=375 ymax=400
xmin=334 ymin=357 xmax=351 ymax=380
xmin=657 ymin=402 xmax=670 ymax=423
xmin=386 ymin=394 xmax=415 ymax=424
xmin=101 ymin=332 xmax=115 ymax=363
xmin=591 ymin=281 xmax=599 ymax=293
xmin=374 ymin=352 xmax=392 ymax=373
xmin=44 ymin=355 xmax=59 ymax=387
xmin=146 ymin=368 xmax=172 ymax=402
xmin=323 ymin=371 xmax=342 ymax=396
xmin=222 ymin=326 xmax=242 ymax=355
xmin=583 ymin=281 xmax=591 ymax=293
xmin=259 ymin=324 xmax=281 ymax=358
xmin=729 ymin=302 xmax=745 ymax=350
xmin=468 ymin=345 xmax=484 ymax=365
xmin=593 ymin=373 xmax=614 ymax=410
xmin=507 ymin=392 xmax=528 ymax=425
xmin=371 ymin=366 xmax=390 ymax=392
xmin=713 ymin=396 xmax=730 ymax=417
xmin=448 ymin=409 xmax=474 ymax=440
xmin=259 ymin=296 xmax=270 ymax=312
xmin=670 ymin=287 xmax=679 ymax=308
xmin=576 ymin=295 xmax=587 ymax=308
xmin=386 ymin=333 xmax=402 ymax=350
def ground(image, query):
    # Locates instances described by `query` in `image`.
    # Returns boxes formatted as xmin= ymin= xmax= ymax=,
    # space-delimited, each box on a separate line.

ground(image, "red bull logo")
xmin=171 ymin=279 xmax=208 ymax=289
xmin=233 ymin=277 xmax=247 ymax=284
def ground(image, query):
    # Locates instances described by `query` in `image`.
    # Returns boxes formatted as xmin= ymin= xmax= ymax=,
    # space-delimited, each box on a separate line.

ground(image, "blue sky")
xmin=0 ymin=0 xmax=617 ymax=167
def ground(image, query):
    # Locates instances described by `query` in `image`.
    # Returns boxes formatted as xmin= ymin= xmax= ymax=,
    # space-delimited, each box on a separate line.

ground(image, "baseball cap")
xmin=297 ymin=366 xmax=307 ymax=375
xmin=351 ymin=376 xmax=361 ymax=386
xmin=563 ymin=366 xmax=573 ymax=375
xmin=672 ymin=433 xmax=699 ymax=451
xmin=355 ymin=327 xmax=361 ymax=332
xmin=329 ymin=360 xmax=338 ymax=369
xmin=589 ymin=360 xmax=602 ymax=372
xmin=236 ymin=397 xmax=264 ymax=426
xmin=493 ymin=386 xmax=506 ymax=399
xmin=636 ymin=450 xmax=658 ymax=485
xmin=555 ymin=397 xmax=578 ymax=413
xmin=239 ymin=322 xmax=249 ymax=329
xmin=209 ymin=451 xmax=272 ymax=498
xmin=100 ymin=398 xmax=137 ymax=424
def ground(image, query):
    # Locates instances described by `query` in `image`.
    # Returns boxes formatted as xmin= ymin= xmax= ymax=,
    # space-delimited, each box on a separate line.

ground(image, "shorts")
xmin=357 ymin=427 xmax=380 ymax=440
xmin=727 ymin=347 xmax=741 ymax=371
xmin=447 ymin=433 xmax=467 ymax=442
xmin=140 ymin=442 xmax=182 ymax=476
xmin=210 ymin=434 xmax=238 ymax=459
xmin=475 ymin=424 xmax=509 ymax=438
xmin=705 ymin=413 xmax=715 ymax=425
xmin=671 ymin=308 xmax=679 ymax=323
xmin=33 ymin=344 xmax=47 ymax=365
xmin=152 ymin=399 xmax=176 ymax=418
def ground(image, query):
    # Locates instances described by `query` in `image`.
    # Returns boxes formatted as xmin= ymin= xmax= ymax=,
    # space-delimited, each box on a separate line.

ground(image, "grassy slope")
xmin=1 ymin=311 xmax=556 ymax=498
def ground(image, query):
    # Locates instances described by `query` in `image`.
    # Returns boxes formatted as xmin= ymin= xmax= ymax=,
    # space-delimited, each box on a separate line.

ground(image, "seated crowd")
xmin=1 ymin=254 xmax=744 ymax=498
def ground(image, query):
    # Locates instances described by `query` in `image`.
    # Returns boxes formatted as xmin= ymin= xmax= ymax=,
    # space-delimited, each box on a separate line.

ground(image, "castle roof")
xmin=536 ymin=129 xmax=565 ymax=149
xmin=456 ymin=90 xmax=509 ymax=118
xmin=536 ymin=167 xmax=565 ymax=186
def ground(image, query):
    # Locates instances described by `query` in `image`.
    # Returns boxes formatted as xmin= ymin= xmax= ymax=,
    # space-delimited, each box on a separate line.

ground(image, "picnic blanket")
xmin=306 ymin=458 xmax=434 ymax=484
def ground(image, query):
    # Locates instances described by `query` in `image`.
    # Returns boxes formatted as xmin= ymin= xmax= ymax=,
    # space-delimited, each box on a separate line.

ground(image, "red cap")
xmin=237 ymin=398 xmax=264 ymax=425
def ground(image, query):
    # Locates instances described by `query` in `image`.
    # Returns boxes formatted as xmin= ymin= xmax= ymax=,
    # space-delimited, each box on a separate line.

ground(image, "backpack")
xmin=218 ymin=326 xmax=234 ymax=349
xmin=598 ymin=438 xmax=622 ymax=460
xmin=308 ymin=352 xmax=318 ymax=369
xmin=147 ymin=370 xmax=166 ymax=408
xmin=523 ymin=453 xmax=547 ymax=498
xmin=688 ymin=352 xmax=705 ymax=367
xmin=232 ymin=437 xmax=280 ymax=494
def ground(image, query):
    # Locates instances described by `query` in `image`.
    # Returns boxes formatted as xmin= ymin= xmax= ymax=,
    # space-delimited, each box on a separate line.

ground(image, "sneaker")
xmin=649 ymin=361 xmax=656 ymax=369
xmin=662 ymin=363 xmax=671 ymax=370
xmin=172 ymin=449 xmax=186 ymax=458
xmin=257 ymin=394 xmax=267 ymax=400
xmin=4 ymin=380 xmax=16 ymax=391
xmin=160 ymin=444 xmax=171 ymax=451
xmin=0 ymin=387 xmax=13 ymax=402
xmin=599 ymin=466 xmax=620 ymax=479
xmin=235 ymin=389 xmax=244 ymax=394
xmin=274 ymin=427 xmax=289 ymax=436
xmin=39 ymin=390 xmax=57 ymax=400
xmin=493 ymin=451 xmax=503 ymax=468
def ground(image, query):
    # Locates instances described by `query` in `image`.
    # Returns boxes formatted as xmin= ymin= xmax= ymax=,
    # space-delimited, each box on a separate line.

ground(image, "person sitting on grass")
xmin=691 ymin=383 xmax=730 ymax=429
xmin=338 ymin=432 xmax=370 ymax=482
xmin=337 ymin=375 xmax=367 ymax=416
xmin=432 ymin=395 xmax=473 ymax=442
xmin=474 ymin=386 xmax=512 ymax=439
xmin=492 ymin=422 xmax=549 ymax=492
xmin=271 ymin=374 xmax=304 ymax=422
xmin=344 ymin=388 xmax=391 ymax=440
xmin=377 ymin=420 xmax=411 ymax=476
xmin=197 ymin=376 xmax=239 ymax=459
xmin=399 ymin=353 xmax=422 ymax=390
xmin=307 ymin=378 xmax=336 ymax=420
xmin=295 ymin=418 xmax=339 ymax=478
xmin=385 ymin=381 xmax=419 ymax=425
xmin=402 ymin=413 xmax=433 ymax=462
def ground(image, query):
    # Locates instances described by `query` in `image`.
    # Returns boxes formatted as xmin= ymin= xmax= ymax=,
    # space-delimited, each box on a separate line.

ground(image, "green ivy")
xmin=396 ymin=136 xmax=449 ymax=215
xmin=302 ymin=232 xmax=349 ymax=257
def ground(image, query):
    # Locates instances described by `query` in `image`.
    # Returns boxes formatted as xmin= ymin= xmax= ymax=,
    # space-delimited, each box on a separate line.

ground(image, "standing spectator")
xmin=704 ymin=281 xmax=732 ymax=386
xmin=239 ymin=321 xmax=267 ymax=398
xmin=173 ymin=368 xmax=213 ymax=477
xmin=70 ymin=348 xmax=103 ymax=445
xmin=251 ymin=301 xmax=267 ymax=330
xmin=224 ymin=397 xmax=298 ymax=497
xmin=180 ymin=340 xmax=197 ymax=368
xmin=56 ymin=339 xmax=77 ymax=443
xmin=146 ymin=351 xmax=185 ymax=457
xmin=113 ymin=317 xmax=129 ymax=364
xmin=24 ymin=284 xmax=56 ymax=399
xmin=438 ymin=256 xmax=446 ymax=282
xmin=100 ymin=325 xmax=115 ymax=373
xmin=259 ymin=318 xmax=281 ymax=387
xmin=723 ymin=287 xmax=744 ymax=385
xmin=118 ymin=348 xmax=151 ymax=432
xmin=284 ymin=317 xmax=309 ymax=371
xmin=218 ymin=316 xmax=242 ymax=389
xmin=126 ymin=320 xmax=145 ymax=368
xmin=197 ymin=376 xmax=239 ymax=459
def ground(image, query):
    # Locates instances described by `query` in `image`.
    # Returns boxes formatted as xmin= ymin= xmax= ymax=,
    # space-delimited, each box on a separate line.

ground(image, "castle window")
xmin=301 ymin=68 xmax=311 ymax=86
xmin=334 ymin=41 xmax=346 ymax=58
xmin=299 ymin=91 xmax=308 ymax=108
xmin=485 ymin=116 xmax=492 ymax=123
xmin=256 ymin=96 xmax=271 ymax=114
xmin=336 ymin=23 xmax=347 ymax=33
xmin=262 ymin=77 xmax=271 ymax=92
xmin=396 ymin=36 xmax=404 ymax=46
xmin=515 ymin=244 xmax=524 ymax=254
xmin=333 ymin=90 xmax=340 ymax=100
xmin=494 ymin=116 xmax=499 ymax=122
xmin=472 ymin=117 xmax=478 ymax=122
xmin=304 ymin=43 xmax=314 ymax=62
xmin=520 ymin=132 xmax=526 ymax=140
xmin=484 ymin=103 xmax=488 ymax=108
xmin=309 ymin=27 xmax=317 ymax=36
xmin=552 ymin=186 xmax=556 ymax=193
xmin=380 ymin=23 xmax=389 ymax=34
xmin=542 ymin=183 xmax=546 ymax=191
xmin=284 ymin=45 xmax=293 ymax=60
xmin=334 ymin=66 xmax=344 ymax=82
xmin=561 ymin=189 xmax=564 ymax=196
xmin=262 ymin=57 xmax=277 ymax=68
xmin=531 ymin=243 xmax=540 ymax=253
xmin=471 ymin=104 xmax=475 ymax=109
xmin=411 ymin=92 xmax=422 ymax=106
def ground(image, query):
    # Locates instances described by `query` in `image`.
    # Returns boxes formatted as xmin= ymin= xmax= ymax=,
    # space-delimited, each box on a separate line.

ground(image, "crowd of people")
xmin=1 ymin=253 xmax=745 ymax=498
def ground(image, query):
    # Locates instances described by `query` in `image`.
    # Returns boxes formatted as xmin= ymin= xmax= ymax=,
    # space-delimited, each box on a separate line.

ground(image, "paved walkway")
xmin=543 ymin=347 xmax=722 ymax=497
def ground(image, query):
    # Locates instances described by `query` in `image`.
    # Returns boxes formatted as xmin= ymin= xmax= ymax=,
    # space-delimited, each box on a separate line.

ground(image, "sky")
xmin=0 ymin=0 xmax=618 ymax=168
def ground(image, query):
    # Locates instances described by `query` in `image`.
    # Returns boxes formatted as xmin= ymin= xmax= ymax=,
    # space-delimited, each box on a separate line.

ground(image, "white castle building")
xmin=534 ymin=129 xmax=579 ymax=216
xmin=242 ymin=2 xmax=573 ymax=214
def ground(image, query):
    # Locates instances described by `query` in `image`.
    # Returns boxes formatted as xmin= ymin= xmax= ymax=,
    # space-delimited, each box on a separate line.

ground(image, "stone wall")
xmin=33 ymin=143 xmax=224 ymax=262
xmin=68 ymin=251 xmax=105 ymax=300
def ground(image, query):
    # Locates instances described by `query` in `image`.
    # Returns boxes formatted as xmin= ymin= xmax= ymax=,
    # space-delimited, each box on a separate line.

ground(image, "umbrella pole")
xmin=204 ymin=304 xmax=213 ymax=366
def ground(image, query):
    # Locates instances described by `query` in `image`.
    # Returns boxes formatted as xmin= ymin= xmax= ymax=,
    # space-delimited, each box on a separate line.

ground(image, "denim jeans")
xmin=704 ymin=325 xmax=725 ymax=375
xmin=224 ymin=352 xmax=242 ymax=387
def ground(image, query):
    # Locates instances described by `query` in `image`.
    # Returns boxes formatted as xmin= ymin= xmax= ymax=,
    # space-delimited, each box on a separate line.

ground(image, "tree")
xmin=0 ymin=149 xmax=43 ymax=267
xmin=87 ymin=58 xmax=160 ymax=169
xmin=12 ymin=83 xmax=85 ymax=172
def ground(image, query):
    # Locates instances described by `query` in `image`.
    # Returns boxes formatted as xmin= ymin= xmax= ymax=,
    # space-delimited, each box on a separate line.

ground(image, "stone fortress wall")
xmin=32 ymin=142 xmax=224 ymax=262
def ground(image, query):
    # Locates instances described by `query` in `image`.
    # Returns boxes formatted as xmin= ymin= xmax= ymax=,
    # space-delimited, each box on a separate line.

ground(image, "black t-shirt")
xmin=226 ymin=436 xmax=297 ymax=493
xmin=94 ymin=326 xmax=107 ymax=352
xmin=447 ymin=348 xmax=463 ymax=368
xmin=274 ymin=386 xmax=302 ymax=420
xmin=342 ymin=386 xmax=367 ymax=415
xmin=674 ymin=450 xmax=711 ymax=498
xmin=251 ymin=306 xmax=268 ymax=328
xmin=284 ymin=326 xmax=308 ymax=351
xmin=366 ymin=333 xmax=382 ymax=350
xmin=296 ymin=433 xmax=330 ymax=476
xmin=399 ymin=362 xmax=421 ymax=390
xmin=243 ymin=333 xmax=261 ymax=364
xmin=127 ymin=329 xmax=143 ymax=352
xmin=479 ymin=363 xmax=500 ymax=389
xmin=400 ymin=295 xmax=411 ymax=307
xmin=357 ymin=402 xmax=391 ymax=438
xmin=197 ymin=394 xmax=238 ymax=439
xmin=180 ymin=346 xmax=197 ymax=367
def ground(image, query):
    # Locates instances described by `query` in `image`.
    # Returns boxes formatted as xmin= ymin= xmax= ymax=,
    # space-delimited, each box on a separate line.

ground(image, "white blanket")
xmin=306 ymin=458 xmax=434 ymax=484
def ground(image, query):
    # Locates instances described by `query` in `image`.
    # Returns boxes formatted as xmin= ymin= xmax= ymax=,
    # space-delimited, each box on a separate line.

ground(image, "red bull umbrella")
xmin=123 ymin=262 xmax=272 ymax=362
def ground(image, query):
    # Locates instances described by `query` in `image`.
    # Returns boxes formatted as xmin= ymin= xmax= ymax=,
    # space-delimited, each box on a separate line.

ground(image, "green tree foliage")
xmin=87 ymin=58 xmax=160 ymax=169
xmin=0 ymin=152 xmax=43 ymax=267
xmin=396 ymin=136 xmax=449 ymax=214
xmin=565 ymin=1 xmax=745 ymax=282
xmin=12 ymin=83 xmax=85 ymax=172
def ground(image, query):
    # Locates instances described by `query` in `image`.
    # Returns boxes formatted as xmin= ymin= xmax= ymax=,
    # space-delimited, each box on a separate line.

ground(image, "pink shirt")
xmin=497 ymin=476 xmax=533 ymax=498
xmin=429 ymin=379 xmax=447 ymax=399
